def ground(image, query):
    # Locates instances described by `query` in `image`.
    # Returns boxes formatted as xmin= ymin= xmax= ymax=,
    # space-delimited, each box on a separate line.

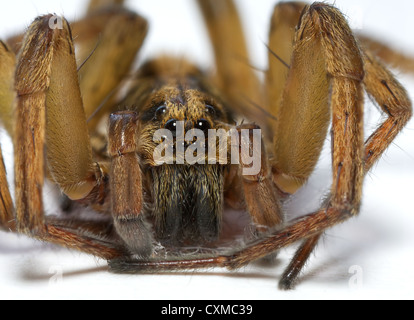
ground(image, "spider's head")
xmin=130 ymin=58 xmax=232 ymax=166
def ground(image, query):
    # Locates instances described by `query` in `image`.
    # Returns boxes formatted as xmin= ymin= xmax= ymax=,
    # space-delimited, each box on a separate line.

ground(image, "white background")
xmin=0 ymin=0 xmax=413 ymax=300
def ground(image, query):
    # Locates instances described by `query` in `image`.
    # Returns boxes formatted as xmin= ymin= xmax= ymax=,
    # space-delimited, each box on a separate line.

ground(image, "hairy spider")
xmin=0 ymin=0 xmax=412 ymax=290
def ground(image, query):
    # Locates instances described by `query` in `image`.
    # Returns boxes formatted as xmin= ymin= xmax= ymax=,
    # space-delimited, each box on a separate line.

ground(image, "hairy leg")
xmin=266 ymin=2 xmax=306 ymax=129
xmin=13 ymin=15 xmax=127 ymax=259
xmin=0 ymin=41 xmax=15 ymax=231
xmin=358 ymin=35 xmax=414 ymax=74
xmin=108 ymin=111 xmax=154 ymax=257
xmin=0 ymin=40 xmax=15 ymax=136
xmin=72 ymin=7 xmax=148 ymax=131
xmin=196 ymin=0 xmax=264 ymax=124
xmin=87 ymin=0 xmax=125 ymax=13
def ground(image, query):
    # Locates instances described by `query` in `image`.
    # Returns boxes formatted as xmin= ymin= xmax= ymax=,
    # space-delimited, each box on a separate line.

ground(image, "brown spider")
xmin=0 ymin=0 xmax=412 ymax=290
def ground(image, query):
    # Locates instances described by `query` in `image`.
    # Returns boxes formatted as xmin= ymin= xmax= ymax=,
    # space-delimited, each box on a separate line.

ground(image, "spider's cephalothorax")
xmin=0 ymin=0 xmax=411 ymax=290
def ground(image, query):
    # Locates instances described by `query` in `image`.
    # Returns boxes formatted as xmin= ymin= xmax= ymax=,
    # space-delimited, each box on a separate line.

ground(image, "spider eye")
xmin=164 ymin=119 xmax=178 ymax=137
xmin=195 ymin=119 xmax=211 ymax=133
xmin=155 ymin=105 xmax=167 ymax=120
xmin=205 ymin=104 xmax=216 ymax=116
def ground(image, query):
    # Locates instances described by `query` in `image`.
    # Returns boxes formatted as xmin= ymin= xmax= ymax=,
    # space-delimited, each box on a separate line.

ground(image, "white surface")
xmin=0 ymin=0 xmax=413 ymax=300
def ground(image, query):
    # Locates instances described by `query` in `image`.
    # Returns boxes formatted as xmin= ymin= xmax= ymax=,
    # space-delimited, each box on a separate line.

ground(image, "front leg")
xmin=108 ymin=111 xmax=154 ymax=258
xmin=14 ymin=15 xmax=100 ymax=233
xmin=13 ymin=15 xmax=126 ymax=259
xmin=233 ymin=124 xmax=284 ymax=233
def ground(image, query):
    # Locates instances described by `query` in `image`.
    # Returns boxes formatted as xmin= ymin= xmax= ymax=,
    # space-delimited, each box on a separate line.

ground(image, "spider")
xmin=0 ymin=0 xmax=412 ymax=290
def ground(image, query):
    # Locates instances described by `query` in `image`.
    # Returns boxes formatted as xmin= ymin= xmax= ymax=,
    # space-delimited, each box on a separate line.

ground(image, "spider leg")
xmin=6 ymin=5 xmax=148 ymax=131
xmin=270 ymin=3 xmax=411 ymax=289
xmin=225 ymin=123 xmax=284 ymax=235
xmin=41 ymin=216 xmax=127 ymax=259
xmin=108 ymin=111 xmax=154 ymax=258
xmin=71 ymin=7 xmax=148 ymax=131
xmin=358 ymin=35 xmax=414 ymax=74
xmin=267 ymin=2 xmax=336 ymax=290
xmin=362 ymin=50 xmax=413 ymax=171
xmin=0 ymin=41 xmax=15 ymax=231
xmin=0 ymin=145 xmax=14 ymax=232
xmin=12 ymin=15 xmax=127 ymax=259
xmin=0 ymin=41 xmax=15 ymax=136
xmin=266 ymin=2 xmax=412 ymax=289
xmin=265 ymin=2 xmax=306 ymax=128
xmin=196 ymin=0 xmax=264 ymax=123
xmin=269 ymin=3 xmax=363 ymax=290
xmin=271 ymin=4 xmax=335 ymax=195
xmin=15 ymin=15 xmax=101 ymax=206
xmin=87 ymin=0 xmax=125 ymax=13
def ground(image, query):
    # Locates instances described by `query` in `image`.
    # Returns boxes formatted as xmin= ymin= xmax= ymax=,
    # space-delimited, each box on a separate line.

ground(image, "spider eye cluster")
xmin=154 ymin=104 xmax=217 ymax=120
xmin=152 ymin=102 xmax=217 ymax=136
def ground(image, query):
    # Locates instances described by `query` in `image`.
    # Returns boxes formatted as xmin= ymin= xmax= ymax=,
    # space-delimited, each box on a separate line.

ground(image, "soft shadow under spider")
xmin=17 ymin=252 xmax=283 ymax=283
xmin=19 ymin=264 xmax=109 ymax=282
xmin=19 ymin=265 xmax=279 ymax=282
